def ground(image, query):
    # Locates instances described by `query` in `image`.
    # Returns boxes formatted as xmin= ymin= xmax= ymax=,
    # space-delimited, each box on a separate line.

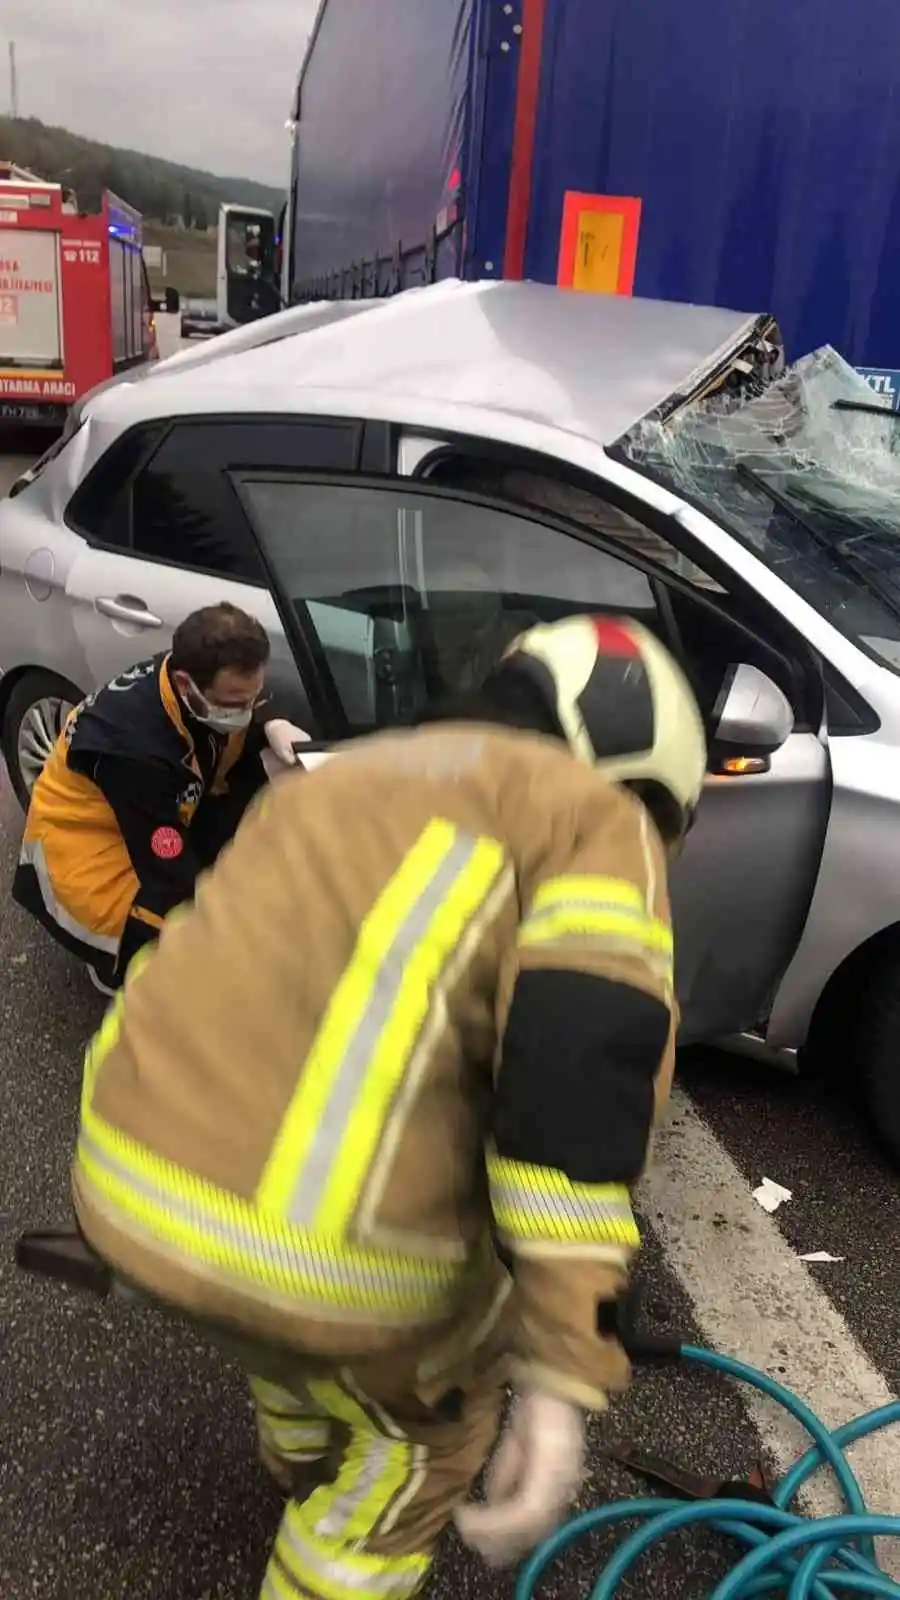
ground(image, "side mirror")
xmin=710 ymin=663 xmax=794 ymax=774
xmin=164 ymin=286 xmax=180 ymax=314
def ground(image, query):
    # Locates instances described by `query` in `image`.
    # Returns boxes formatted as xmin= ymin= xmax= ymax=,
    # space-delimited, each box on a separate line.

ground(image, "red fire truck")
xmin=0 ymin=161 xmax=162 ymax=427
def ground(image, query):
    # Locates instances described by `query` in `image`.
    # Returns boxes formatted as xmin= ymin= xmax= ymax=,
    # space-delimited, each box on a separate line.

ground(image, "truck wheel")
xmin=806 ymin=938 xmax=900 ymax=1165
xmin=1 ymin=669 xmax=82 ymax=810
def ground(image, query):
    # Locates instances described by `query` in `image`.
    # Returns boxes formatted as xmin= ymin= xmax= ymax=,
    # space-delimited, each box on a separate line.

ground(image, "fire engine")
xmin=0 ymin=160 xmax=162 ymax=427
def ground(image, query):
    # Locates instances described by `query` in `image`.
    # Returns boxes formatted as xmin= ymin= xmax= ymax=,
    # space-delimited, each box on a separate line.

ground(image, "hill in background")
xmin=0 ymin=115 xmax=284 ymax=230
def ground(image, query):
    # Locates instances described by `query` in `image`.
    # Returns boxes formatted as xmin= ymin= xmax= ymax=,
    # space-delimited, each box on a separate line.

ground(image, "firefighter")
xmin=13 ymin=602 xmax=307 ymax=994
xmin=71 ymin=614 xmax=706 ymax=1596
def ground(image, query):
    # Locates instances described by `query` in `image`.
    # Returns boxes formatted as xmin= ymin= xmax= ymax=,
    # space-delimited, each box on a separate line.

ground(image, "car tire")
xmin=1 ymin=669 xmax=83 ymax=811
xmin=849 ymin=944 xmax=900 ymax=1163
xmin=805 ymin=936 xmax=900 ymax=1163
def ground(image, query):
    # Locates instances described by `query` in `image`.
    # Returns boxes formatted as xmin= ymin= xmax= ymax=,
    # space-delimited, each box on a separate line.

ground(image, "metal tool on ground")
xmin=517 ymin=1301 xmax=900 ymax=1599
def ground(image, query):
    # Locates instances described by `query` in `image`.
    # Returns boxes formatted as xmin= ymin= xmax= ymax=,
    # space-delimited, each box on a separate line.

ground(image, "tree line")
xmin=0 ymin=115 xmax=283 ymax=227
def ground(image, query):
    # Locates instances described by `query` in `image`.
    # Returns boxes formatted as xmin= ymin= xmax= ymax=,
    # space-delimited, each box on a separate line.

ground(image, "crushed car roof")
xmin=92 ymin=279 xmax=762 ymax=448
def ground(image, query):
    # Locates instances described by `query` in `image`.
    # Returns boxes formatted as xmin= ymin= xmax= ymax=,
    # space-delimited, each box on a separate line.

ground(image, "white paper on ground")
xmin=752 ymin=1177 xmax=793 ymax=1213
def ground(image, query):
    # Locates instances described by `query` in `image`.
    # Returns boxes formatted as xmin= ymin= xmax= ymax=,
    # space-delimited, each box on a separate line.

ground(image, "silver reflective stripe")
xmin=277 ymin=1506 xmax=429 ymax=1596
xmin=522 ymin=926 xmax=673 ymax=977
xmin=286 ymin=834 xmax=481 ymax=1225
xmin=20 ymin=837 xmax=119 ymax=955
xmin=257 ymin=1416 xmax=331 ymax=1457
xmin=490 ymin=1182 xmax=636 ymax=1231
xmin=313 ymin=1435 xmax=402 ymax=1539
xmin=252 ymin=1376 xmax=331 ymax=1421
xmin=77 ymin=1127 xmax=453 ymax=1312
xmin=522 ymin=897 xmax=648 ymax=928
xmin=521 ymin=903 xmax=672 ymax=954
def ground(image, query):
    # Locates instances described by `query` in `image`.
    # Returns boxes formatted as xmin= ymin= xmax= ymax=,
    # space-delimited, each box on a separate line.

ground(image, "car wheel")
xmin=1 ymin=669 xmax=83 ymax=810
xmin=849 ymin=943 xmax=900 ymax=1163
xmin=805 ymin=936 xmax=900 ymax=1163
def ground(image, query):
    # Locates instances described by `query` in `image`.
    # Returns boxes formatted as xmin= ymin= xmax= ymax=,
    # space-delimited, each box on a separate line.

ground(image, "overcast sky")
xmin=5 ymin=0 xmax=318 ymax=183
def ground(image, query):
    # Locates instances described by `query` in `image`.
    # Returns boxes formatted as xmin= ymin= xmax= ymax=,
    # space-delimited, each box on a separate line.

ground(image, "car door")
xmin=230 ymin=463 xmax=831 ymax=1047
xmin=229 ymin=470 xmax=663 ymax=738
xmin=405 ymin=448 xmax=833 ymax=1042
xmin=61 ymin=415 xmax=366 ymax=726
xmin=657 ymin=581 xmax=831 ymax=1043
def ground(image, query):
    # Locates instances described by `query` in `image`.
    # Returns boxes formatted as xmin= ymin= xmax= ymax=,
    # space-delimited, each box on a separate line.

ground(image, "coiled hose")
xmin=515 ymin=1343 xmax=900 ymax=1600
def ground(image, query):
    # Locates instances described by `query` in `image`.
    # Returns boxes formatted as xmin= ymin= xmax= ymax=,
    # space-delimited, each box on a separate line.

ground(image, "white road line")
xmin=640 ymin=1088 xmax=900 ymax=1572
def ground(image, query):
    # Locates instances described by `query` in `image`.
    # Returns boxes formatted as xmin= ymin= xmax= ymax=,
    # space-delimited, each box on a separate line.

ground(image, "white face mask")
xmin=184 ymin=679 xmax=255 ymax=734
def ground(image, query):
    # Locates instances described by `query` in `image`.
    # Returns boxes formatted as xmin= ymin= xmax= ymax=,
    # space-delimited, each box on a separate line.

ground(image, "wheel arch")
xmin=0 ymin=663 xmax=84 ymax=722
xmin=802 ymin=920 xmax=900 ymax=1062
xmin=0 ymin=665 xmax=86 ymax=809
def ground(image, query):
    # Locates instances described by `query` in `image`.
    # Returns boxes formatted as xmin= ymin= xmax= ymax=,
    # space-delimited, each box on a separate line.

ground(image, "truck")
xmin=219 ymin=0 xmax=900 ymax=373
xmin=0 ymin=161 xmax=162 ymax=427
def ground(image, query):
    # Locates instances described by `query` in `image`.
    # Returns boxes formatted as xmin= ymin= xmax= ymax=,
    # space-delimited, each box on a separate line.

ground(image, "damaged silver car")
xmin=1 ymin=281 xmax=899 ymax=1152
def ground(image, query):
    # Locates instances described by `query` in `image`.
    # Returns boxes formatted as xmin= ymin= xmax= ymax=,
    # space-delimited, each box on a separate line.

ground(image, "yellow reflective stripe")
xmin=261 ymin=1421 xmax=331 ymax=1458
xmin=531 ymin=875 xmax=646 ymax=916
xmin=80 ymin=939 xmax=156 ymax=1115
xmin=304 ymin=1380 xmax=413 ymax=1544
xmin=256 ymin=821 xmax=461 ymax=1219
xmin=256 ymin=819 xmax=505 ymax=1231
xmin=76 ymin=1112 xmax=457 ymax=1318
xmin=251 ymin=1377 xmax=332 ymax=1460
xmin=488 ymin=1155 xmax=640 ymax=1248
xmin=272 ymin=1497 xmax=430 ymax=1600
xmin=316 ymin=835 xmax=505 ymax=1232
xmin=520 ymin=906 xmax=673 ymax=957
xmin=520 ymin=872 xmax=672 ymax=975
xmin=81 ymin=994 xmax=124 ymax=1115
xmin=251 ymin=1376 xmax=328 ymax=1417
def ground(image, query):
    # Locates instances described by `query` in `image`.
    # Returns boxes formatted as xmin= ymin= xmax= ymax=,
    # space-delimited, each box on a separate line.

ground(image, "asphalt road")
xmin=1 ymin=423 xmax=899 ymax=1598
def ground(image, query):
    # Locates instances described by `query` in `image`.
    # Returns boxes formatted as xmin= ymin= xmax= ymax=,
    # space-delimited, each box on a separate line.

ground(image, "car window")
xmin=421 ymin=452 xmax=822 ymax=727
xmin=425 ymin=455 xmax=726 ymax=592
xmin=128 ymin=420 xmax=361 ymax=583
xmin=233 ymin=476 xmax=659 ymax=734
xmin=66 ymin=422 xmax=167 ymax=544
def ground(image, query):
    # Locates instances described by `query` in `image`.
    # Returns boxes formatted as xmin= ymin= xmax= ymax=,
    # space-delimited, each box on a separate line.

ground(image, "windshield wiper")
xmin=736 ymin=461 xmax=900 ymax=620
xmin=831 ymin=398 xmax=900 ymax=420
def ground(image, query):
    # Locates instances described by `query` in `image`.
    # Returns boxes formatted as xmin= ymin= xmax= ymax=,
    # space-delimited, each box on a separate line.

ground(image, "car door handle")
xmin=95 ymin=595 xmax=163 ymax=627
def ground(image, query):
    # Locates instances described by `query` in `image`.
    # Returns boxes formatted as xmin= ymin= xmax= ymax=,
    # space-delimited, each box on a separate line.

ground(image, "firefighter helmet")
xmin=499 ymin=614 xmax=707 ymax=843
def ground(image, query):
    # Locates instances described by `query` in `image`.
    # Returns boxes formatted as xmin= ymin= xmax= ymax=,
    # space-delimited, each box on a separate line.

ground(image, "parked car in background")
xmin=179 ymin=298 xmax=224 ymax=339
xmin=3 ymin=280 xmax=900 ymax=1158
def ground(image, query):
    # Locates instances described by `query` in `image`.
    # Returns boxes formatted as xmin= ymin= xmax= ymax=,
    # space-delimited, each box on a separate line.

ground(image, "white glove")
xmin=264 ymin=719 xmax=311 ymax=767
xmin=454 ymin=1391 xmax=585 ymax=1568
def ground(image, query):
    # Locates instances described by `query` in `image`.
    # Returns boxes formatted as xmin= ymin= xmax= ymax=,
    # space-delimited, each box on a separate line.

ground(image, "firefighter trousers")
xmin=250 ymin=1344 xmax=509 ymax=1600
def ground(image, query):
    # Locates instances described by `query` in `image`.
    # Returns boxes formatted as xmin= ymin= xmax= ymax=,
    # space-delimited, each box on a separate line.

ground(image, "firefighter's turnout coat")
xmin=73 ymin=723 xmax=676 ymax=1410
xmin=14 ymin=654 xmax=267 ymax=987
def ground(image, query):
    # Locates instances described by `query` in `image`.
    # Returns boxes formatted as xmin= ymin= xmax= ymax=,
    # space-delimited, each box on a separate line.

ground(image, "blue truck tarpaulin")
xmin=288 ymin=0 xmax=473 ymax=287
xmin=285 ymin=0 xmax=900 ymax=369
xmin=525 ymin=0 xmax=900 ymax=366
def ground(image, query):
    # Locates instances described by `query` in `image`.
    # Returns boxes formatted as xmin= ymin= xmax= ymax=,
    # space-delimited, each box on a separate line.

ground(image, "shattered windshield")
xmin=619 ymin=346 xmax=900 ymax=674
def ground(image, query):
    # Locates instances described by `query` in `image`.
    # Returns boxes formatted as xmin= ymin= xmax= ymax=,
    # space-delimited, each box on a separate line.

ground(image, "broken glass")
xmin=618 ymin=346 xmax=900 ymax=673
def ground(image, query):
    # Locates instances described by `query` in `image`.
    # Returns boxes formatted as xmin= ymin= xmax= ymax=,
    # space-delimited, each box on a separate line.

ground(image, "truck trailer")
xmin=221 ymin=0 xmax=900 ymax=371
xmin=0 ymin=162 xmax=160 ymax=427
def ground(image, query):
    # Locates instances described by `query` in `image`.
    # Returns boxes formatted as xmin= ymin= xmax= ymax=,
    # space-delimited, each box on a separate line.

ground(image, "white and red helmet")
xmin=500 ymin=614 xmax=707 ymax=842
